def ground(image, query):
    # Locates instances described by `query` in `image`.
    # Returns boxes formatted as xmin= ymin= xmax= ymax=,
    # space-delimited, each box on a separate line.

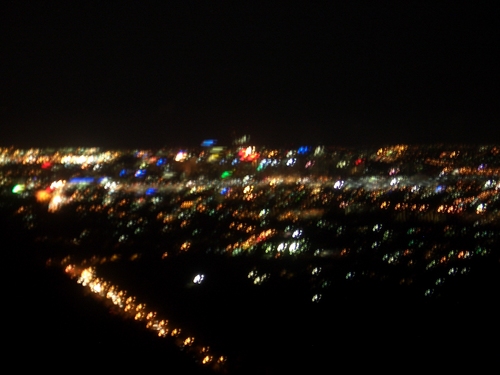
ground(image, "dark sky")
xmin=1 ymin=1 xmax=499 ymax=148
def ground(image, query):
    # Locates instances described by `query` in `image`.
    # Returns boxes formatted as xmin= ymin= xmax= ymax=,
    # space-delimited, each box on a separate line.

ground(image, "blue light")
xmin=220 ymin=187 xmax=229 ymax=195
xmin=201 ymin=139 xmax=217 ymax=147
xmin=156 ymin=158 xmax=167 ymax=166
xmin=145 ymin=187 xmax=157 ymax=195
xmin=68 ymin=177 xmax=94 ymax=184
xmin=119 ymin=169 xmax=127 ymax=177
xmin=297 ymin=146 xmax=311 ymax=155
xmin=135 ymin=169 xmax=147 ymax=178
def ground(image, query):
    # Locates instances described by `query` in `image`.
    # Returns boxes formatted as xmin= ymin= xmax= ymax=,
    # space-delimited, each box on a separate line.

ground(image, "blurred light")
xmin=389 ymin=168 xmax=399 ymax=176
xmin=175 ymin=151 xmax=188 ymax=162
xmin=156 ymin=158 xmax=167 ymax=166
xmin=476 ymin=203 xmax=486 ymax=214
xmin=50 ymin=180 xmax=65 ymax=190
xmin=145 ymin=187 xmax=157 ymax=195
xmin=68 ymin=177 xmax=94 ymax=184
xmin=36 ymin=190 xmax=51 ymax=202
xmin=238 ymin=146 xmax=259 ymax=162
xmin=297 ymin=146 xmax=311 ymax=155
xmin=48 ymin=194 xmax=64 ymax=212
xmin=12 ymin=184 xmax=25 ymax=194
xmin=314 ymin=146 xmax=324 ymax=156
xmin=333 ymin=180 xmax=344 ymax=189
xmin=193 ymin=274 xmax=205 ymax=284
xmin=201 ymin=139 xmax=217 ymax=147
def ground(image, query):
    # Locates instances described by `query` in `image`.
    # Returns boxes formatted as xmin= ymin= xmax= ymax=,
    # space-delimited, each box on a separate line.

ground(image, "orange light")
xmin=36 ymin=190 xmax=51 ymax=202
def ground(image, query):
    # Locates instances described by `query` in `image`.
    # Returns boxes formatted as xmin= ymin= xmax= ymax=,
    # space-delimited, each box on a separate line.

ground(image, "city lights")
xmin=2 ymin=142 xmax=499 ymax=374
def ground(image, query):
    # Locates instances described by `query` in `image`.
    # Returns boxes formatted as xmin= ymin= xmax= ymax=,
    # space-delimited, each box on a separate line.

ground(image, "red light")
xmin=238 ymin=147 xmax=259 ymax=162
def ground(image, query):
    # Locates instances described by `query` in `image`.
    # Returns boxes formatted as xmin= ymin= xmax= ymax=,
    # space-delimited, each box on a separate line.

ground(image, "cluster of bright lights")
xmin=61 ymin=155 xmax=97 ymax=165
xmin=50 ymin=180 xmax=66 ymax=190
xmin=312 ymin=293 xmax=322 ymax=302
xmin=100 ymin=178 xmax=119 ymax=191
xmin=48 ymin=194 xmax=65 ymax=212
xmin=275 ymin=240 xmax=304 ymax=255
xmin=10 ymin=143 xmax=500 ymax=372
xmin=66 ymin=264 xmax=227 ymax=370
xmin=258 ymin=158 xmax=280 ymax=169
xmin=333 ymin=180 xmax=344 ymax=189
xmin=174 ymin=151 xmax=188 ymax=162
xmin=193 ymin=274 xmax=205 ymax=284
xmin=247 ymin=269 xmax=270 ymax=285
xmin=238 ymin=146 xmax=259 ymax=162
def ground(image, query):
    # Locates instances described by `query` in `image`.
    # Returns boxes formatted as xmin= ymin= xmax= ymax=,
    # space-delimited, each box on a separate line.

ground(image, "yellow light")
xmin=202 ymin=355 xmax=213 ymax=364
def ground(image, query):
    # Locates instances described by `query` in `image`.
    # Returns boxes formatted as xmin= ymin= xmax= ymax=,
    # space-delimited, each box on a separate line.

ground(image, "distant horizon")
xmin=1 ymin=139 xmax=499 ymax=151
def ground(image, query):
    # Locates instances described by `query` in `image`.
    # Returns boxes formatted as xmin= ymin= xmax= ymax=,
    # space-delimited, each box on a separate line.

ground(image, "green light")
xmin=221 ymin=171 xmax=232 ymax=179
xmin=12 ymin=184 xmax=25 ymax=194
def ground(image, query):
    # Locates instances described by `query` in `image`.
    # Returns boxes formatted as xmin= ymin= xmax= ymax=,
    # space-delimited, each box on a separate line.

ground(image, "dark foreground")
xmin=3 ymin=212 xmax=499 ymax=374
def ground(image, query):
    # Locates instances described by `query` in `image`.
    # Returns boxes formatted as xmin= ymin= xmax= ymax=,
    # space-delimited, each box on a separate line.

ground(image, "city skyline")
xmin=2 ymin=141 xmax=499 ymax=373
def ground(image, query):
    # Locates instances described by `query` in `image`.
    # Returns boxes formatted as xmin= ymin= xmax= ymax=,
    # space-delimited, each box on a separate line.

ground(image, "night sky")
xmin=2 ymin=1 xmax=499 ymax=148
